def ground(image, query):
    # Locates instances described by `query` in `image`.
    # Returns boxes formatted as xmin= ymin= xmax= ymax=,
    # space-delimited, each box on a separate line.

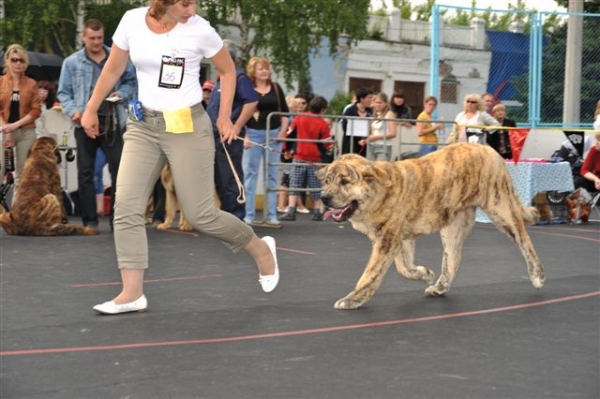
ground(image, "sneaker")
xmin=259 ymin=236 xmax=279 ymax=293
xmin=279 ymin=212 xmax=296 ymax=221
xmin=277 ymin=207 xmax=288 ymax=213
xmin=312 ymin=211 xmax=323 ymax=221
xmin=296 ymin=207 xmax=310 ymax=214
xmin=244 ymin=218 xmax=263 ymax=225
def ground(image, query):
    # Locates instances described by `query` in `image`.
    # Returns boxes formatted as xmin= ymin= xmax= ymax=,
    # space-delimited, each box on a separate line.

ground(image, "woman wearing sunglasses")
xmin=448 ymin=93 xmax=499 ymax=144
xmin=0 ymin=44 xmax=42 ymax=203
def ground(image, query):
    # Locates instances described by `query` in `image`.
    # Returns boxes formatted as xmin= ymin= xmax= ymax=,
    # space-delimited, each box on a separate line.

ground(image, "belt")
xmin=142 ymin=103 xmax=204 ymax=118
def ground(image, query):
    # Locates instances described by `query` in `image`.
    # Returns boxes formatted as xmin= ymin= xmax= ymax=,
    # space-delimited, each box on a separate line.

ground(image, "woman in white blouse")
xmin=448 ymin=94 xmax=499 ymax=144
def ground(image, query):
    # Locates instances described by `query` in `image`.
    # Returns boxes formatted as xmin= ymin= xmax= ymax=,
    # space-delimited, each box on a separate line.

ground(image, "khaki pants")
xmin=0 ymin=127 xmax=36 ymax=204
xmin=115 ymin=105 xmax=254 ymax=270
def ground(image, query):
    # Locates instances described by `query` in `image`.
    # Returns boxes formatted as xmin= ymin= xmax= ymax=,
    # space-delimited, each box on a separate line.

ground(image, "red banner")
xmin=508 ymin=129 xmax=530 ymax=163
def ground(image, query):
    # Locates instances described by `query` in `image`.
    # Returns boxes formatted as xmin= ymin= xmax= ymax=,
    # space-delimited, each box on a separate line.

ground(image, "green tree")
xmin=555 ymin=0 xmax=600 ymax=13
xmin=509 ymin=14 xmax=600 ymax=124
xmin=1 ymin=0 xmax=78 ymax=54
xmin=1 ymin=0 xmax=143 ymax=56
xmin=197 ymin=0 xmax=371 ymax=90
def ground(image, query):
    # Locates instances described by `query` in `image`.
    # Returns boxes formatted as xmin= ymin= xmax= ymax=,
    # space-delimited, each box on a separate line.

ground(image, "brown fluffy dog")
xmin=318 ymin=143 xmax=545 ymax=310
xmin=156 ymin=164 xmax=191 ymax=231
xmin=0 ymin=137 xmax=98 ymax=236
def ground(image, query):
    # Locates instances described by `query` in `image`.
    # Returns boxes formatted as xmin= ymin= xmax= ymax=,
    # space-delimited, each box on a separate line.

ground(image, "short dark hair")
xmin=355 ymin=87 xmax=374 ymax=102
xmin=83 ymin=19 xmax=104 ymax=32
xmin=309 ymin=96 xmax=328 ymax=113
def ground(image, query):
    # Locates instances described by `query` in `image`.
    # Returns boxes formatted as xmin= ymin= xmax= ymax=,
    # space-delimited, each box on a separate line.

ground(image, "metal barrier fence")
xmin=430 ymin=5 xmax=600 ymax=128
xmin=258 ymin=112 xmax=456 ymax=222
xmin=255 ymin=111 xmax=597 ymax=222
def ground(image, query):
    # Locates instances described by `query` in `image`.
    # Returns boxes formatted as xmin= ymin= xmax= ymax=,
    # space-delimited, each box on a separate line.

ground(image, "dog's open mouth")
xmin=323 ymin=200 xmax=359 ymax=222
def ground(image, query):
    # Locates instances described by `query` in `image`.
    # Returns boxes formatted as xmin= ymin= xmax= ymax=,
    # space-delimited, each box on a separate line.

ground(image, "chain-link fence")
xmin=430 ymin=5 xmax=600 ymax=128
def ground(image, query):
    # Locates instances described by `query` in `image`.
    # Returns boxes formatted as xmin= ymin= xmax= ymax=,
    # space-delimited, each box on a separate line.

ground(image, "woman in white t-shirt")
xmin=81 ymin=0 xmax=279 ymax=315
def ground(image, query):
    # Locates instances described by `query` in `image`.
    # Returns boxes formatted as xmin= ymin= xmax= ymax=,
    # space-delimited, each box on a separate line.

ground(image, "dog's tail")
xmin=522 ymin=206 xmax=540 ymax=223
xmin=46 ymin=223 xmax=100 ymax=236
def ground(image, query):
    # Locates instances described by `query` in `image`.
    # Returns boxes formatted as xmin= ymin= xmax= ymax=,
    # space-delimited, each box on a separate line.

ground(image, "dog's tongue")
xmin=323 ymin=208 xmax=344 ymax=221
xmin=323 ymin=209 xmax=334 ymax=221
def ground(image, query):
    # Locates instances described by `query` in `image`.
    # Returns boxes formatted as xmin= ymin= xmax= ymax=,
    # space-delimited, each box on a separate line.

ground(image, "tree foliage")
xmin=555 ymin=0 xmax=600 ymax=13
xmin=1 ymin=0 xmax=143 ymax=56
xmin=509 ymin=14 xmax=600 ymax=124
xmin=197 ymin=0 xmax=371 ymax=89
xmin=1 ymin=0 xmax=79 ymax=54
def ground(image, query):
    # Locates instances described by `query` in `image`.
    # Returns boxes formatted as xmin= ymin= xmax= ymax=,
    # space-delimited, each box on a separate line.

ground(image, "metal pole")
xmin=563 ymin=0 xmax=584 ymax=126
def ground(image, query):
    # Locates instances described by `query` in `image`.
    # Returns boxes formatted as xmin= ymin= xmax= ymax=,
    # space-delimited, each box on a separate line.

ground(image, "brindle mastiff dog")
xmin=318 ymin=143 xmax=544 ymax=310
xmin=0 ymin=137 xmax=98 ymax=236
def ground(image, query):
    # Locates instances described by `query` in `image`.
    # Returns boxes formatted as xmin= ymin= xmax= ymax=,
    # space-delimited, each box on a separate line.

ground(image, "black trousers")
xmin=213 ymin=131 xmax=245 ymax=220
xmin=74 ymin=119 xmax=123 ymax=226
xmin=574 ymin=175 xmax=598 ymax=193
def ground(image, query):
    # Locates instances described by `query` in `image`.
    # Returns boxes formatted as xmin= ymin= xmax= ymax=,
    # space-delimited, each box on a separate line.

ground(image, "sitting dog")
xmin=0 ymin=137 xmax=98 ymax=236
xmin=156 ymin=163 xmax=191 ymax=231
xmin=318 ymin=143 xmax=545 ymax=310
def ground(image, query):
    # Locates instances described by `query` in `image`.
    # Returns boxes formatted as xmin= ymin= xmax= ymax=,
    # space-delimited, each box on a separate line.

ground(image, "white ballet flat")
xmin=93 ymin=295 xmax=148 ymax=315
xmin=259 ymin=236 xmax=280 ymax=293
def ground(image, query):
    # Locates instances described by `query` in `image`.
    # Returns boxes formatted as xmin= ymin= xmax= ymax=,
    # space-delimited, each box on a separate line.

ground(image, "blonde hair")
xmin=595 ymin=99 xmax=600 ymax=118
xmin=148 ymin=0 xmax=178 ymax=19
xmin=246 ymin=57 xmax=272 ymax=86
xmin=463 ymin=94 xmax=485 ymax=112
xmin=372 ymin=92 xmax=390 ymax=117
xmin=3 ymin=44 xmax=29 ymax=74
xmin=492 ymin=103 xmax=506 ymax=113
xmin=285 ymin=96 xmax=299 ymax=112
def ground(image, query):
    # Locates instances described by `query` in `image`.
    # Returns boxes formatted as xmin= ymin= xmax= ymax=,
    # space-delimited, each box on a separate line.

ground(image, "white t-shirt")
xmin=113 ymin=7 xmax=223 ymax=111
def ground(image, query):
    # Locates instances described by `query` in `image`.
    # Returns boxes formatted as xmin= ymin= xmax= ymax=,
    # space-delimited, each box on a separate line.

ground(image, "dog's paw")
xmin=156 ymin=222 xmax=170 ymax=230
xmin=179 ymin=221 xmax=193 ymax=231
xmin=424 ymin=284 xmax=448 ymax=297
xmin=334 ymin=296 xmax=363 ymax=310
xmin=83 ymin=227 xmax=100 ymax=236
xmin=416 ymin=266 xmax=435 ymax=284
xmin=531 ymin=271 xmax=545 ymax=289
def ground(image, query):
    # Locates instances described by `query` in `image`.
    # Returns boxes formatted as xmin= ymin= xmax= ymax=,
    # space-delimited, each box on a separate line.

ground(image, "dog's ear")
xmin=362 ymin=163 xmax=393 ymax=188
xmin=316 ymin=165 xmax=328 ymax=181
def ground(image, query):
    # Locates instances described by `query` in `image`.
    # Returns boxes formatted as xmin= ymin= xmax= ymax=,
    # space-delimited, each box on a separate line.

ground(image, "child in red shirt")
xmin=279 ymin=96 xmax=331 ymax=221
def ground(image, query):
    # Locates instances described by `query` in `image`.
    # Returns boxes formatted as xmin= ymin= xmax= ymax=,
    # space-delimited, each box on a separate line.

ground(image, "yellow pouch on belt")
xmin=163 ymin=106 xmax=194 ymax=134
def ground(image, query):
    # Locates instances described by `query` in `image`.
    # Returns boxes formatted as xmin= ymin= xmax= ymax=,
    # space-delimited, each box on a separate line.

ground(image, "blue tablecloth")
xmin=476 ymin=161 xmax=574 ymax=223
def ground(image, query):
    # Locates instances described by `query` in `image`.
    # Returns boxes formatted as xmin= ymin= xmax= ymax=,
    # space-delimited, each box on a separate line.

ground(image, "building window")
xmin=348 ymin=78 xmax=382 ymax=94
xmin=394 ymin=81 xmax=425 ymax=117
xmin=441 ymin=74 xmax=459 ymax=104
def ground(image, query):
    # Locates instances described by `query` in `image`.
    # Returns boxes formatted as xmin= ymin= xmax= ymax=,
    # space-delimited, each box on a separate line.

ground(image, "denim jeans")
xmin=242 ymin=128 xmax=281 ymax=222
xmin=419 ymin=144 xmax=438 ymax=157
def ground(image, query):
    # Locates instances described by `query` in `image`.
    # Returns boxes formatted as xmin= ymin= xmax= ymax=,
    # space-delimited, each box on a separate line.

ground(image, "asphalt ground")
xmin=1 ymin=213 xmax=599 ymax=399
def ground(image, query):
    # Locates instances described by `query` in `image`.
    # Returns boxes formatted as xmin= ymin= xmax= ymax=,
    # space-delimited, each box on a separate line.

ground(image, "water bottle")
xmin=438 ymin=119 xmax=446 ymax=142
xmin=5 ymin=147 xmax=15 ymax=172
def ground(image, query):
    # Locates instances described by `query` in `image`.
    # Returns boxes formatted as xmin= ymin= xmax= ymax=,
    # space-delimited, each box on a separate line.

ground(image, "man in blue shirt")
xmin=207 ymin=40 xmax=259 ymax=220
xmin=57 ymin=19 xmax=137 ymax=230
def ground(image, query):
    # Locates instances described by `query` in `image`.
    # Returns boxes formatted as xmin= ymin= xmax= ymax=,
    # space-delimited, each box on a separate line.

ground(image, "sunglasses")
xmin=10 ymin=57 xmax=25 ymax=64
xmin=466 ymin=100 xmax=478 ymax=104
